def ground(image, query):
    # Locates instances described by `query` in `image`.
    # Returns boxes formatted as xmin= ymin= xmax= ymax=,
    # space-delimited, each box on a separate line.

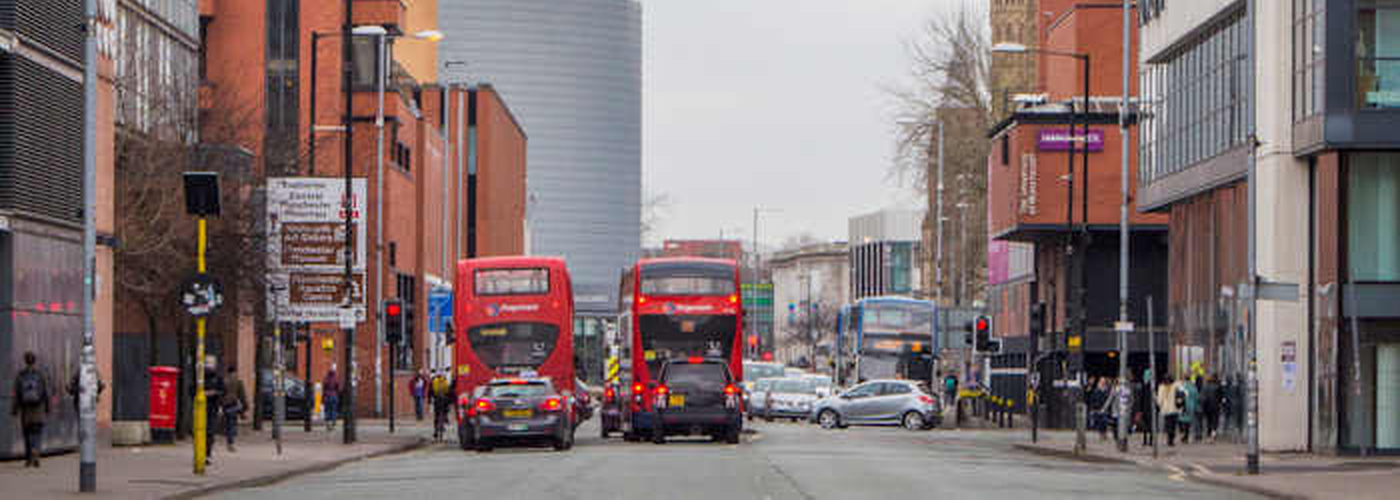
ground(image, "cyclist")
xmin=431 ymin=371 xmax=452 ymax=442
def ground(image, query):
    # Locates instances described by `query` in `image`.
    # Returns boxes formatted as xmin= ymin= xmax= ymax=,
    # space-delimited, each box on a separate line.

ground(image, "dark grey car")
xmin=471 ymin=378 xmax=575 ymax=452
xmin=809 ymin=380 xmax=942 ymax=430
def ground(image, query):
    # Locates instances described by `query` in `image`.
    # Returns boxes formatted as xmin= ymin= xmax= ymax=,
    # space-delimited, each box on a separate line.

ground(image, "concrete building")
xmin=1139 ymin=0 xmax=1400 ymax=454
xmin=849 ymin=209 xmax=922 ymax=300
xmin=987 ymin=1 xmax=1169 ymax=425
xmin=771 ymin=242 xmax=849 ymax=367
xmin=439 ymin=0 xmax=643 ymax=319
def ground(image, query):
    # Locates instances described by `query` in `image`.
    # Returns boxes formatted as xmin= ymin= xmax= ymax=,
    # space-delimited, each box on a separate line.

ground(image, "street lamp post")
xmin=992 ymin=42 xmax=1091 ymax=455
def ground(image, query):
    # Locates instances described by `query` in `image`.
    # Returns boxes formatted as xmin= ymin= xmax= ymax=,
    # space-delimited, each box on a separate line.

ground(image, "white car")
xmin=753 ymin=377 xmax=821 ymax=422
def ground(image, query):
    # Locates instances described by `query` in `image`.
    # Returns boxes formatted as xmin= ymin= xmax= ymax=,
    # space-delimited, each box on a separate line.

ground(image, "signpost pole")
xmin=193 ymin=218 xmax=208 ymax=474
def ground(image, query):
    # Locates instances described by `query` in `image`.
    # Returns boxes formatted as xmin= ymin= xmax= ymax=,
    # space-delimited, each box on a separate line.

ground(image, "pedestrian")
xmin=1157 ymin=375 xmax=1180 ymax=447
xmin=1135 ymin=372 xmax=1154 ymax=447
xmin=66 ymin=369 xmax=105 ymax=414
xmin=411 ymin=370 xmax=427 ymax=422
xmin=1176 ymin=376 xmax=1196 ymax=444
xmin=323 ymin=365 xmax=341 ymax=431
xmin=200 ymin=356 xmax=225 ymax=464
xmin=430 ymin=371 xmax=452 ymax=441
xmin=1094 ymin=380 xmax=1115 ymax=440
xmin=1201 ymin=374 xmax=1221 ymax=442
xmin=11 ymin=352 xmax=50 ymax=467
xmin=943 ymin=373 xmax=958 ymax=407
xmin=221 ymin=365 xmax=248 ymax=452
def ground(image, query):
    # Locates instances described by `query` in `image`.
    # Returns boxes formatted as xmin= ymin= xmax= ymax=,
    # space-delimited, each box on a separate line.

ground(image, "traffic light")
xmin=385 ymin=299 xmax=404 ymax=344
xmin=973 ymin=315 xmax=991 ymax=352
xmin=1028 ymin=302 xmax=1046 ymax=337
xmin=963 ymin=320 xmax=975 ymax=347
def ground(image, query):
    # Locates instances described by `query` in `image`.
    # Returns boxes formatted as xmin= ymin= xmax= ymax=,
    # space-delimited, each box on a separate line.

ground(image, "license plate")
xmin=668 ymin=394 xmax=685 ymax=408
xmin=503 ymin=409 xmax=532 ymax=418
xmin=507 ymin=423 xmax=529 ymax=432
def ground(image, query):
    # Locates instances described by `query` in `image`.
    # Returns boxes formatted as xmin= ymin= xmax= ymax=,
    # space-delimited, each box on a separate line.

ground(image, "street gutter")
xmin=1012 ymin=443 xmax=1299 ymax=500
xmin=165 ymin=437 xmax=429 ymax=500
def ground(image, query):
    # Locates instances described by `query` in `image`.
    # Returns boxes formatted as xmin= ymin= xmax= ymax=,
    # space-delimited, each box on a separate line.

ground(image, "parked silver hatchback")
xmin=809 ymin=379 xmax=942 ymax=430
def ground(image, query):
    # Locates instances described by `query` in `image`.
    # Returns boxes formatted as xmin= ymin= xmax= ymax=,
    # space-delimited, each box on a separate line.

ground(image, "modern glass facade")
xmin=1139 ymin=7 xmax=1251 ymax=186
xmin=440 ymin=1 xmax=642 ymax=314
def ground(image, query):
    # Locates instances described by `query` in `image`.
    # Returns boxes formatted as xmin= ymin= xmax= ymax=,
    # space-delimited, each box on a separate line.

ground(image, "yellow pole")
xmin=193 ymin=218 xmax=207 ymax=474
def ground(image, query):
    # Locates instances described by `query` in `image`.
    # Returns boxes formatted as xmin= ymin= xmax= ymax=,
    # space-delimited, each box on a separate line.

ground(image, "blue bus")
xmin=835 ymin=297 xmax=938 ymax=387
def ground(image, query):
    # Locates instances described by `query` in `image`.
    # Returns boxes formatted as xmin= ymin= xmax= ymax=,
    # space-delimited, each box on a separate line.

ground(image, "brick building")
xmin=196 ymin=0 xmax=525 ymax=422
xmin=985 ymin=1 xmax=1168 ymax=425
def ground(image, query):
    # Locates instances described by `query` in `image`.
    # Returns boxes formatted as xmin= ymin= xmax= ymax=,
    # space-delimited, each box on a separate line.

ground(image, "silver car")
xmin=809 ymin=379 xmax=942 ymax=430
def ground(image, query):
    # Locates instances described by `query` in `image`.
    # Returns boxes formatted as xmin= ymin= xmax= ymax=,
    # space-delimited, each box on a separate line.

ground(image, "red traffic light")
xmin=747 ymin=335 xmax=758 ymax=346
xmin=386 ymin=302 xmax=402 ymax=317
xmin=976 ymin=317 xmax=989 ymax=331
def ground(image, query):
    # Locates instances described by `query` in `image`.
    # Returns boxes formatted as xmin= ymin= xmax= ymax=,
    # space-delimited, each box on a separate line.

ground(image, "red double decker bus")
xmin=614 ymin=257 xmax=743 ymax=440
xmin=452 ymin=257 xmax=575 ymax=447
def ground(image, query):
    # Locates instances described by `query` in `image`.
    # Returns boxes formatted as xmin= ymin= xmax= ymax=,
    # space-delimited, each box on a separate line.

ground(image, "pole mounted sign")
xmin=267 ymin=177 xmax=368 ymax=324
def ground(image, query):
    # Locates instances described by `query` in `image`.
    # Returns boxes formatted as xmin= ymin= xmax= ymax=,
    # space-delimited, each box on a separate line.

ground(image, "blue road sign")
xmin=428 ymin=288 xmax=453 ymax=333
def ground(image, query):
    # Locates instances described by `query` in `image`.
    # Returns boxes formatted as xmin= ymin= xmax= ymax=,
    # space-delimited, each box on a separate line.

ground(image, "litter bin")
xmin=149 ymin=366 xmax=180 ymax=444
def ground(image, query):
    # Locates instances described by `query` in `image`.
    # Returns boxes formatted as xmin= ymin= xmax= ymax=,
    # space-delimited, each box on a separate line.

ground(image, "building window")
xmin=1139 ymin=7 xmax=1249 ymax=186
xmin=1348 ymin=153 xmax=1400 ymax=281
xmin=1359 ymin=1 xmax=1400 ymax=108
xmin=1294 ymin=0 xmax=1326 ymax=118
xmin=395 ymin=273 xmax=418 ymax=371
xmin=351 ymin=35 xmax=390 ymax=88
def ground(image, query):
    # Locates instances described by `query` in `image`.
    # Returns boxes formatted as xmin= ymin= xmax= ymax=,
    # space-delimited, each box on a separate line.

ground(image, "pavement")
xmin=214 ymin=418 xmax=1258 ymax=500
xmin=1012 ymin=428 xmax=1400 ymax=500
xmin=0 ymin=418 xmax=429 ymax=499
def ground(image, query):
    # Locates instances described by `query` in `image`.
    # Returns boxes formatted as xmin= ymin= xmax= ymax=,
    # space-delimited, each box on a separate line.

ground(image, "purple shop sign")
xmin=1037 ymin=128 xmax=1104 ymax=152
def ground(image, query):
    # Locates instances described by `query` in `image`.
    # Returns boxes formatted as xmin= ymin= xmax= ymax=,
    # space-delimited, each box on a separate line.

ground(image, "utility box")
xmin=148 ymin=366 xmax=180 ymax=443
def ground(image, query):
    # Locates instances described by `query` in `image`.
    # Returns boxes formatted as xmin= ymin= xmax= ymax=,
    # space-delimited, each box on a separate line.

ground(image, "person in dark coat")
xmin=1135 ymin=372 xmax=1155 ymax=447
xmin=1201 ymin=374 xmax=1221 ymax=442
xmin=11 ymin=352 xmax=50 ymax=467
xmin=221 ymin=365 xmax=248 ymax=452
xmin=411 ymin=371 xmax=427 ymax=421
xmin=323 ymin=366 xmax=341 ymax=431
xmin=198 ymin=358 xmax=225 ymax=463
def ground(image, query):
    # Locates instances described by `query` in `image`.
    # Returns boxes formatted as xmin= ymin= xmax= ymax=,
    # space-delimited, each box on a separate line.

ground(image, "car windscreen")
xmin=745 ymin=364 xmax=784 ymax=380
xmin=772 ymin=378 xmax=815 ymax=394
xmin=467 ymin=322 xmax=559 ymax=373
xmin=485 ymin=382 xmax=552 ymax=399
xmin=640 ymin=262 xmax=735 ymax=296
xmin=639 ymin=314 xmax=736 ymax=377
xmin=662 ymin=363 xmax=730 ymax=390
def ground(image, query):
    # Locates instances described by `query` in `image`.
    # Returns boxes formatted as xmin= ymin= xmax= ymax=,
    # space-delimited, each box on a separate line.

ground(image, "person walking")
xmin=1135 ymin=372 xmax=1154 ymax=447
xmin=1201 ymin=374 xmax=1221 ymax=442
xmin=323 ymin=366 xmax=341 ymax=431
xmin=411 ymin=371 xmax=427 ymax=422
xmin=1157 ymin=375 xmax=1180 ymax=447
xmin=11 ymin=352 xmax=50 ymax=467
xmin=1177 ymin=376 xmax=1196 ymax=444
xmin=221 ymin=365 xmax=248 ymax=452
xmin=200 ymin=357 xmax=224 ymax=464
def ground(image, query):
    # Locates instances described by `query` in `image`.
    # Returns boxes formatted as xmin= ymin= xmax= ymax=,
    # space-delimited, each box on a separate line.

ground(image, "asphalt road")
xmin=216 ymin=419 xmax=1261 ymax=500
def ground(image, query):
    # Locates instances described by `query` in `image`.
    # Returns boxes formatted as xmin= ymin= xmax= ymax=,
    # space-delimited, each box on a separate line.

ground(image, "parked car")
xmin=809 ymin=379 xmax=942 ymax=430
xmin=258 ymin=370 xmax=307 ymax=420
xmin=752 ymin=377 xmax=821 ymax=422
xmin=742 ymin=362 xmax=785 ymax=393
xmin=652 ymin=357 xmax=743 ymax=444
xmin=469 ymin=377 xmax=575 ymax=452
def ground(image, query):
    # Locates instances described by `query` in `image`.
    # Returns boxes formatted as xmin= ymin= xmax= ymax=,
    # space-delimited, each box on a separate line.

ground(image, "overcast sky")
xmin=643 ymin=0 xmax=955 ymax=249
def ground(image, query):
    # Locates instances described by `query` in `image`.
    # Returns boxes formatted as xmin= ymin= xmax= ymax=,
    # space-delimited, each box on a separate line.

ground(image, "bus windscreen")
xmin=467 ymin=322 xmax=559 ymax=373
xmin=640 ymin=262 xmax=735 ymax=296
xmin=639 ymin=314 xmax=736 ymax=375
xmin=475 ymin=268 xmax=549 ymax=296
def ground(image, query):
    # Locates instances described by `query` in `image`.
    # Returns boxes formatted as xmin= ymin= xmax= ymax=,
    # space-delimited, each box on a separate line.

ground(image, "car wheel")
xmin=818 ymin=410 xmax=840 ymax=429
xmin=553 ymin=436 xmax=569 ymax=451
xmin=725 ymin=425 xmax=741 ymax=444
xmin=902 ymin=411 xmax=926 ymax=431
xmin=476 ymin=441 xmax=493 ymax=453
xmin=600 ymin=423 xmax=611 ymax=439
xmin=457 ymin=424 xmax=473 ymax=451
xmin=652 ymin=426 xmax=666 ymax=445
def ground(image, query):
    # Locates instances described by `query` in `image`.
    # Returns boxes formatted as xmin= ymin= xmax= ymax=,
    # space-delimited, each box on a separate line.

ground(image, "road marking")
xmin=1191 ymin=463 xmax=1210 ymax=476
xmin=1165 ymin=464 xmax=1187 ymax=482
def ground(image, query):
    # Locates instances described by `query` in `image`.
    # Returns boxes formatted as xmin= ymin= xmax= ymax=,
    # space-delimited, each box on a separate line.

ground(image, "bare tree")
xmin=640 ymin=191 xmax=672 ymax=244
xmin=885 ymin=3 xmax=994 ymax=305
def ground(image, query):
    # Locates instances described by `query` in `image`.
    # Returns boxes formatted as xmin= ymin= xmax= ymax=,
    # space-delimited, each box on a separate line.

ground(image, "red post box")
xmin=149 ymin=366 xmax=180 ymax=444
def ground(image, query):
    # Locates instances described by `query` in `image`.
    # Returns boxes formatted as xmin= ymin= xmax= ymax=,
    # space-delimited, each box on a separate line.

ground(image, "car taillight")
xmin=725 ymin=384 xmax=740 ymax=409
xmin=475 ymin=399 xmax=496 ymax=414
xmin=604 ymin=387 xmax=616 ymax=402
xmin=724 ymin=384 xmax=739 ymax=396
xmin=633 ymin=382 xmax=644 ymax=394
xmin=541 ymin=397 xmax=563 ymax=412
xmin=655 ymin=385 xmax=669 ymax=396
xmin=919 ymin=395 xmax=935 ymax=405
